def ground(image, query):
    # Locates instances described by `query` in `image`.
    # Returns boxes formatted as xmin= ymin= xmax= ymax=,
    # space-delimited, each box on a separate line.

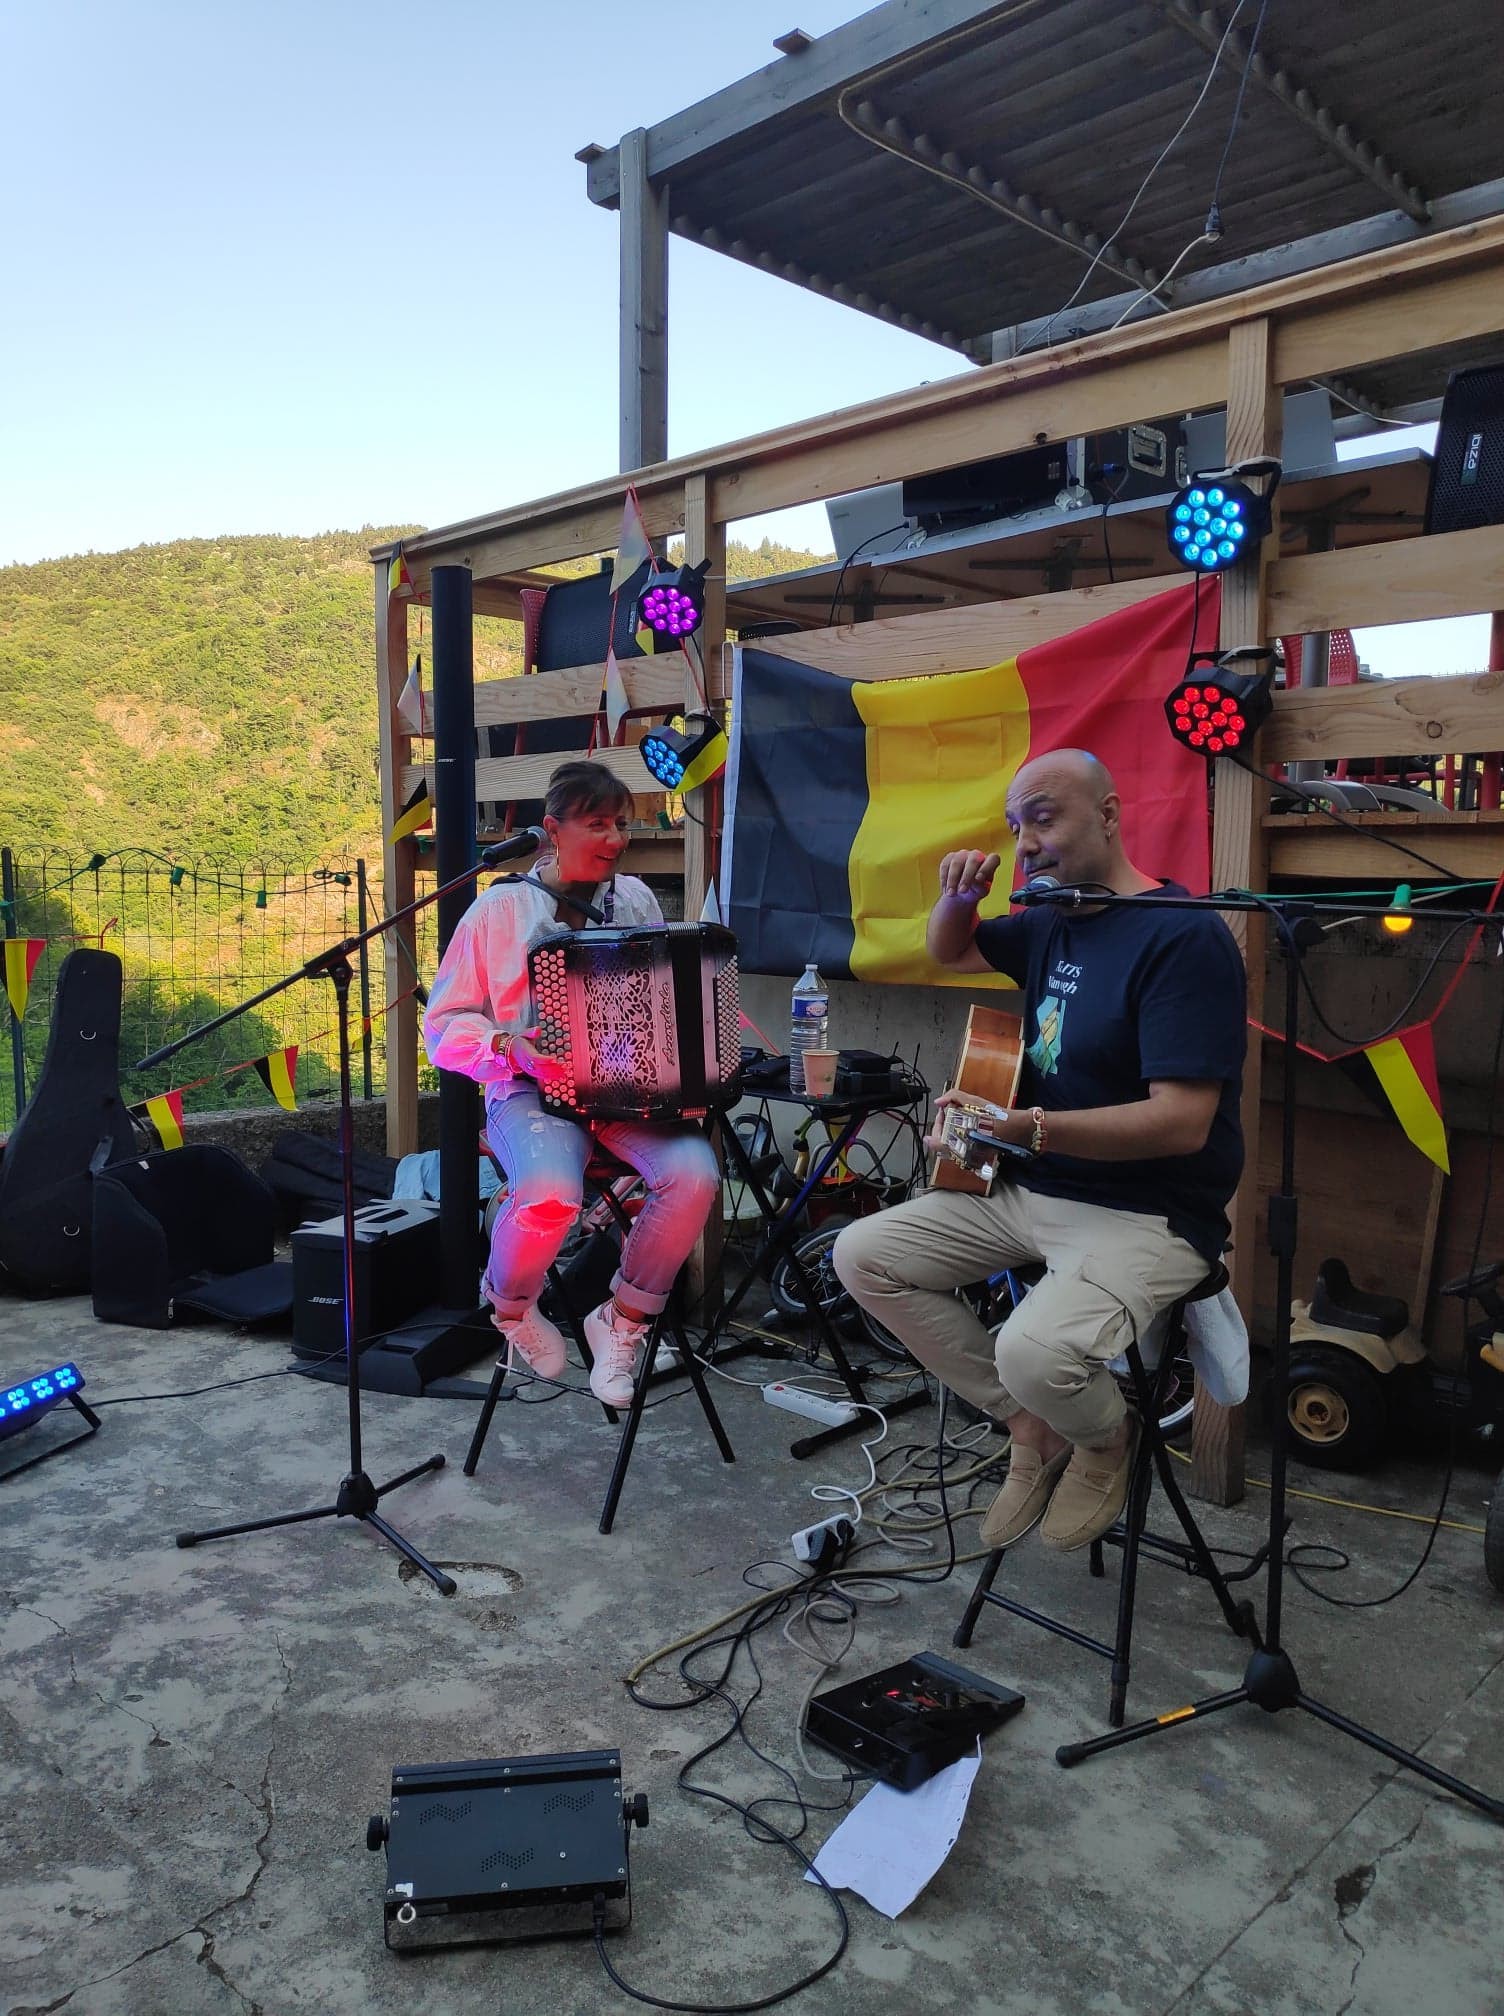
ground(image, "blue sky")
xmin=2 ymin=0 xmax=1485 ymax=678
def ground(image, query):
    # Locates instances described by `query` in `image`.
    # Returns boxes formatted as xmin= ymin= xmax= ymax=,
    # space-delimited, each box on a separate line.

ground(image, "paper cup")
xmin=802 ymin=1048 xmax=839 ymax=1097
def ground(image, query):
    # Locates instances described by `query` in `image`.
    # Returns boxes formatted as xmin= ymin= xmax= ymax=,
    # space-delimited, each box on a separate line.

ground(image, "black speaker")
xmin=1425 ymin=364 xmax=1504 ymax=535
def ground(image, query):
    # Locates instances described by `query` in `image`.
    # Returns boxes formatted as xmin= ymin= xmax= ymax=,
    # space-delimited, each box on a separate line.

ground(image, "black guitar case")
xmin=0 ymin=948 xmax=136 ymax=1294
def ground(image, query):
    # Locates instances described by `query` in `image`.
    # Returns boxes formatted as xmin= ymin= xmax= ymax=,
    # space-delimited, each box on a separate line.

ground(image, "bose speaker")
xmin=1425 ymin=364 xmax=1504 ymax=535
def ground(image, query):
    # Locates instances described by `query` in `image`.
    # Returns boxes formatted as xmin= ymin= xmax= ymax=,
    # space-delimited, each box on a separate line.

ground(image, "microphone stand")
xmin=1014 ymin=881 xmax=1503 ymax=1822
xmin=147 ymin=829 xmax=544 ymax=1597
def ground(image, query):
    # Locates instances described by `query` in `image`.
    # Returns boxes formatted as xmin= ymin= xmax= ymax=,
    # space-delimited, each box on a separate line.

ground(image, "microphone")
xmin=1011 ymin=873 xmax=1071 ymax=906
xmin=479 ymin=826 xmax=547 ymax=867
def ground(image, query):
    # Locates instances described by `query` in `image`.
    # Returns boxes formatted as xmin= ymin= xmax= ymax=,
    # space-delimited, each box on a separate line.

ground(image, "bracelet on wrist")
xmin=491 ymin=1030 xmax=516 ymax=1067
xmin=1028 ymin=1105 xmax=1047 ymax=1155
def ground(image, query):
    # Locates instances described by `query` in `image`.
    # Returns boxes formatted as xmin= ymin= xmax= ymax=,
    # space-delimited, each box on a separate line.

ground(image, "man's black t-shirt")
xmin=972 ymin=885 xmax=1246 ymax=1260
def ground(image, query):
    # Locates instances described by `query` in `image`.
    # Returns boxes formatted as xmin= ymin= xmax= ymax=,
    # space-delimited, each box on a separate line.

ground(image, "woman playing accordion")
xmin=423 ymin=761 xmax=720 ymax=1405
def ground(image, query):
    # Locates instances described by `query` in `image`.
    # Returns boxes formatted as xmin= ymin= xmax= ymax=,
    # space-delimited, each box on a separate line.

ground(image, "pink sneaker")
xmin=493 ymin=1303 xmax=568 ymax=1380
xmin=584 ymin=1301 xmax=649 ymax=1407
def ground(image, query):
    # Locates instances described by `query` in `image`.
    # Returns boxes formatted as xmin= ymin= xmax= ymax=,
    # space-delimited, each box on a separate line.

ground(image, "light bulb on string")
xmin=1381 ymin=883 xmax=1413 ymax=935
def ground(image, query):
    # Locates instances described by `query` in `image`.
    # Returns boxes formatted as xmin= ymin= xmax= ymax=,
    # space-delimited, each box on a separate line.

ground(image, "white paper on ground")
xmin=805 ymin=1744 xmax=982 ymax=1918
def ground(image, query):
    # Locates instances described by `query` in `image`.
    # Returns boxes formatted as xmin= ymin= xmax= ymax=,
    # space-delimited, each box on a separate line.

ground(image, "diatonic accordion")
xmin=527 ymin=923 xmax=742 ymax=1122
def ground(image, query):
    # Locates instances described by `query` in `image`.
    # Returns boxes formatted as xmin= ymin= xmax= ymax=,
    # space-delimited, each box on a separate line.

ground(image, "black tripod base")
xmin=1056 ymin=1643 xmax=1504 ymax=1822
xmin=175 ymin=1456 xmax=457 ymax=1595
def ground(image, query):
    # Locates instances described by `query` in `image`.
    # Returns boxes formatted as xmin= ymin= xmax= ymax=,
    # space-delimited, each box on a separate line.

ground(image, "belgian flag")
xmin=132 ymin=1091 xmax=185 ymax=1151
xmin=254 ymin=1045 xmax=299 ymax=1110
xmin=1338 ymin=1023 xmax=1449 ymax=1172
xmin=3 ymin=939 xmax=45 ymax=1021
xmin=388 ymin=777 xmax=432 ymax=845
xmin=722 ymin=582 xmax=1220 ymax=981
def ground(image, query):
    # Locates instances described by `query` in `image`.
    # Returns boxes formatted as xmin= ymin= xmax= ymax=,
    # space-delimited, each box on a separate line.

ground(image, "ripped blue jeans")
xmin=482 ymin=1082 xmax=721 ymax=1322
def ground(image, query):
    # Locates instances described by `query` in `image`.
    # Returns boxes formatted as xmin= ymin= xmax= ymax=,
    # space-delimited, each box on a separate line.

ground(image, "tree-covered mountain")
xmin=0 ymin=526 xmax=830 ymax=857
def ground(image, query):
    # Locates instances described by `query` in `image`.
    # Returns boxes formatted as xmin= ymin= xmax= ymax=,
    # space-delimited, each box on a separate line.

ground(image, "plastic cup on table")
xmin=802 ymin=1049 xmax=839 ymax=1098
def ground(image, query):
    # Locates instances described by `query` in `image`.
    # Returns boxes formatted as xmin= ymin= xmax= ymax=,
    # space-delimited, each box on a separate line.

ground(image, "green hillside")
xmin=0 ymin=527 xmax=831 ymax=858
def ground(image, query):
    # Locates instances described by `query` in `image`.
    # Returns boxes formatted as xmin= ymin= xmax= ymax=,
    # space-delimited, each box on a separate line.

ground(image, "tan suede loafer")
xmin=979 ymin=1443 xmax=1072 ymax=1550
xmin=1040 ymin=1417 xmax=1140 ymax=1551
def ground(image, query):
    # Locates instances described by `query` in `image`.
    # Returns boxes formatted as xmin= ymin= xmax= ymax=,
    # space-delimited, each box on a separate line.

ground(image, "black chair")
xmin=952 ymin=1265 xmax=1263 ymax=1727
xmin=464 ymin=1144 xmax=734 ymax=1533
xmin=92 ymin=1146 xmax=293 ymax=1329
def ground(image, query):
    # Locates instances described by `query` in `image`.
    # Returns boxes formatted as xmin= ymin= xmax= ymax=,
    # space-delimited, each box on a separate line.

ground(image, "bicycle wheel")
xmin=767 ymin=1217 xmax=910 ymax=1361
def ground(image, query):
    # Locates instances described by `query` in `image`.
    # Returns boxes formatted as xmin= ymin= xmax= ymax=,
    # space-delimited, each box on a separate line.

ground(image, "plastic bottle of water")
xmin=788 ymin=961 xmax=829 ymax=1094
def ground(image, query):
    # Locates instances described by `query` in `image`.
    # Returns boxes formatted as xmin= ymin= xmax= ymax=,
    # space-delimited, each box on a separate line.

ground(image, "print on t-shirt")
xmin=1027 ymin=954 xmax=1082 ymax=1076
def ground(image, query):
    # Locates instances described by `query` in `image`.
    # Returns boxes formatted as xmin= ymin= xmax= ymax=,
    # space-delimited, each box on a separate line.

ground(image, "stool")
xmin=951 ymin=1264 xmax=1262 ymax=1727
xmin=463 ymin=1145 xmax=735 ymax=1534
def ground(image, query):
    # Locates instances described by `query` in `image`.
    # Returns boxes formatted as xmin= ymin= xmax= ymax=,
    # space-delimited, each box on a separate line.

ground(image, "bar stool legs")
xmin=463 ymin=1167 xmax=736 ymax=1533
xmin=952 ymin=1281 xmax=1263 ymax=1727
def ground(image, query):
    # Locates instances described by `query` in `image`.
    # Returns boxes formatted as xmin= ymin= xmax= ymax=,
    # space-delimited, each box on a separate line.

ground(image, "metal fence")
xmin=0 ymin=849 xmax=438 ymax=1131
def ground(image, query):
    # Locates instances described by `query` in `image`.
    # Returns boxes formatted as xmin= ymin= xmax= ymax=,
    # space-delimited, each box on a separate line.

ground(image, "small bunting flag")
xmin=388 ymin=548 xmax=415 ymax=599
xmin=610 ymin=487 xmax=653 ymax=595
xmin=388 ymin=777 xmax=432 ymax=845
xmin=396 ymin=654 xmax=430 ymax=736
xmin=139 ymin=1091 xmax=186 ymax=1151
xmin=3 ymin=939 xmax=45 ymax=1021
xmin=254 ymin=1045 xmax=299 ymax=1111
xmin=1339 ymin=1024 xmax=1449 ymax=1172
xmin=603 ymin=645 xmax=630 ymax=740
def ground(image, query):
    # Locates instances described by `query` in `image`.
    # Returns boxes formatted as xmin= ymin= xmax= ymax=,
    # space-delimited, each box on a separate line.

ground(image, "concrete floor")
xmin=3 ymin=1291 xmax=1502 ymax=2016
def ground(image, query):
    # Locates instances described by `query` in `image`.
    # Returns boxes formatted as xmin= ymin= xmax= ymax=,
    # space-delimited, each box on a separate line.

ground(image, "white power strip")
xmin=791 ymin=1514 xmax=857 ymax=1563
xmin=762 ymin=1382 xmax=859 ymax=1428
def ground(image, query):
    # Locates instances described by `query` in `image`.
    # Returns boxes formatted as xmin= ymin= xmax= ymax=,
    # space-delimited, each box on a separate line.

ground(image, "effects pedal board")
xmin=804 ymin=1651 xmax=1025 ymax=1790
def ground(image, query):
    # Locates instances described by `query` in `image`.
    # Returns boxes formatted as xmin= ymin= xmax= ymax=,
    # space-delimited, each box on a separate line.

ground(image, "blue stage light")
xmin=0 ymin=1363 xmax=85 ymax=1441
xmin=1165 ymin=461 xmax=1280 ymax=574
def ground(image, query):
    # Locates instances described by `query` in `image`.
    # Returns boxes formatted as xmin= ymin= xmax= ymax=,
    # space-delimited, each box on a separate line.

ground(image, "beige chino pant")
xmin=832 ymin=1184 xmax=1211 ymax=1445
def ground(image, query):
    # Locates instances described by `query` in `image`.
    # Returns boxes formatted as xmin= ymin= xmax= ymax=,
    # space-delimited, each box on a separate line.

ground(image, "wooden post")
xmin=683 ymin=472 xmax=727 ymax=1317
xmin=619 ymin=127 xmax=668 ymax=474
xmin=1192 ymin=316 xmax=1282 ymax=1505
xmin=374 ymin=564 xmax=419 ymax=1157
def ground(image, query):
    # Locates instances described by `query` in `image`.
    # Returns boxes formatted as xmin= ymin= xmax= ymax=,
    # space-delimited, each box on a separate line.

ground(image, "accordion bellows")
xmin=528 ymin=924 xmax=743 ymax=1122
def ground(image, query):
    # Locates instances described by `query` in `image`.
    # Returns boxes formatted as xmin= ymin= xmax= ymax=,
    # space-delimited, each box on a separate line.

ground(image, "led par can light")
xmin=640 ymin=713 xmax=728 ymax=793
xmin=1164 ymin=652 xmax=1275 ymax=758
xmin=1166 ymin=458 xmax=1280 ymax=573
xmin=634 ymin=559 xmax=711 ymax=640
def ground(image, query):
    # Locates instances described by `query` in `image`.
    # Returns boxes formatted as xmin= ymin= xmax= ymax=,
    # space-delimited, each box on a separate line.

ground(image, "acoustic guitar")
xmin=931 ymin=1002 xmax=1025 ymax=1196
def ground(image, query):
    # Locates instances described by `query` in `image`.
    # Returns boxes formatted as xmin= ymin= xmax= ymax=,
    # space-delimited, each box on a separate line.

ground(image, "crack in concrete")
xmin=189 ymin=1742 xmax=276 ymax=2013
xmin=272 ymin=1630 xmax=293 ymax=1698
xmin=7 ymin=1927 xmax=197 ymax=2016
xmin=1331 ymin=1812 xmax=1424 ymax=2016
xmin=1158 ymin=1777 xmax=1392 ymax=2016
xmin=91 ymin=1688 xmax=169 ymax=1749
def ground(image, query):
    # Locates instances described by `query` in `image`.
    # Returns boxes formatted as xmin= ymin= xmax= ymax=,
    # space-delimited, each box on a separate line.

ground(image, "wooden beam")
xmin=377 ymin=214 xmax=1504 ymax=585
xmin=1197 ymin=317 xmax=1282 ymax=1507
xmin=374 ymin=571 xmax=419 ymax=1158
xmin=1264 ymin=810 xmax=1504 ymax=880
xmin=402 ymin=745 xmax=651 ymax=805
xmin=619 ymin=127 xmax=668 ymax=473
xmin=1273 ymin=260 xmax=1504 ymax=391
xmin=710 ymin=340 xmax=1227 ymax=522
xmin=681 ymin=474 xmax=724 ymax=921
xmin=472 ymin=657 xmax=686 ymax=728
xmin=682 ymin=471 xmax=727 ymax=1319
xmin=1266 ymin=665 xmax=1504 ymax=765
xmin=753 ymin=572 xmax=1187 ymax=677
xmin=583 ymin=0 xmax=1010 ymax=205
xmin=1267 ymin=521 xmax=1504 ymax=639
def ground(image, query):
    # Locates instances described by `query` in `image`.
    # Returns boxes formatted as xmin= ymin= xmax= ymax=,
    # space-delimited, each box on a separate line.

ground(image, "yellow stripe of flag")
xmin=3 ymin=939 xmax=45 ymax=1020
xmin=145 ymin=1091 xmax=185 ymax=1151
xmin=1364 ymin=1027 xmax=1449 ymax=1172
xmin=849 ymin=660 xmax=1030 ymax=987
xmin=254 ymin=1046 xmax=299 ymax=1111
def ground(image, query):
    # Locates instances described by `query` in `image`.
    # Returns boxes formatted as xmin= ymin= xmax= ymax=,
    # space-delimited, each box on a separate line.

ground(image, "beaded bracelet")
xmin=1028 ymin=1106 xmax=1048 ymax=1155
